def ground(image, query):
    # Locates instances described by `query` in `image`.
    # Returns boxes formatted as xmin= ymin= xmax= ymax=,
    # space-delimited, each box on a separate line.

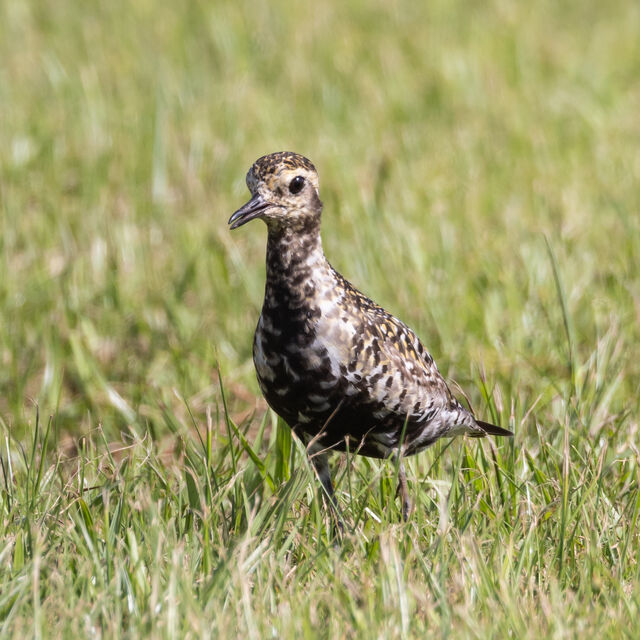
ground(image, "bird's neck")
xmin=264 ymin=224 xmax=330 ymax=307
xmin=266 ymin=224 xmax=326 ymax=279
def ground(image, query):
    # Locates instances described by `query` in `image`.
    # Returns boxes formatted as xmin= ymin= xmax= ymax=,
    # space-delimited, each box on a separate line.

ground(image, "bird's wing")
xmin=340 ymin=295 xmax=454 ymax=421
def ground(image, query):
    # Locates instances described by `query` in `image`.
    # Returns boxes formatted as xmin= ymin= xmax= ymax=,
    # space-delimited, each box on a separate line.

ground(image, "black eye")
xmin=289 ymin=176 xmax=305 ymax=195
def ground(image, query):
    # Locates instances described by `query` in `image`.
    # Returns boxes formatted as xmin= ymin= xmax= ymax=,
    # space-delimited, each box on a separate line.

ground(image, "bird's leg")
xmin=307 ymin=444 xmax=345 ymax=536
xmin=394 ymin=456 xmax=411 ymax=521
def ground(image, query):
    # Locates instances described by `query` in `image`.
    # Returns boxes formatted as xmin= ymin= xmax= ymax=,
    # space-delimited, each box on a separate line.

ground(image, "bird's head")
xmin=229 ymin=152 xmax=322 ymax=232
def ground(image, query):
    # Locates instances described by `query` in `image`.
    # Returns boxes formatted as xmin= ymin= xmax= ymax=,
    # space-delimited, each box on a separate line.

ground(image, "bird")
xmin=228 ymin=151 xmax=513 ymax=523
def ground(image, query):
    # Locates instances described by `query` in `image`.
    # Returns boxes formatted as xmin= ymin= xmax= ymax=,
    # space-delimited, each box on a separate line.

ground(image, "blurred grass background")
xmin=1 ymin=0 xmax=639 ymax=637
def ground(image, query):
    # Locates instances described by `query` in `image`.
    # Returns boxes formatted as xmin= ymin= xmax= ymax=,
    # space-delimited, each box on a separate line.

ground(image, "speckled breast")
xmin=252 ymin=306 xmax=432 ymax=458
xmin=252 ymin=301 xmax=342 ymax=432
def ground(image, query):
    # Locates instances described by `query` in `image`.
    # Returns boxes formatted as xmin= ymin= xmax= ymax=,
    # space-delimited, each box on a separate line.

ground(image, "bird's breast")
xmin=253 ymin=294 xmax=344 ymax=421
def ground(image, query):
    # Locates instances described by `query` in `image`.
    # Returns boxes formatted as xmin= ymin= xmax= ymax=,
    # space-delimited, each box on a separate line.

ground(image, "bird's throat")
xmin=264 ymin=225 xmax=329 ymax=313
xmin=266 ymin=224 xmax=323 ymax=278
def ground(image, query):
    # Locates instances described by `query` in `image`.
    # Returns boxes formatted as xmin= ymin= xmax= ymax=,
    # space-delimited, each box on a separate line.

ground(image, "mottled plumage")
xmin=229 ymin=151 xmax=512 ymax=521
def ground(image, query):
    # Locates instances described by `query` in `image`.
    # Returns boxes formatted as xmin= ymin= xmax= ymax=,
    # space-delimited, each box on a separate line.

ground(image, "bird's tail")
xmin=476 ymin=420 xmax=514 ymax=437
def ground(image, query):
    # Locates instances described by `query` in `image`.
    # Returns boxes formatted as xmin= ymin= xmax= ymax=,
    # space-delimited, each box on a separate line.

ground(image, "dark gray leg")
xmin=394 ymin=458 xmax=411 ymax=521
xmin=307 ymin=442 xmax=344 ymax=534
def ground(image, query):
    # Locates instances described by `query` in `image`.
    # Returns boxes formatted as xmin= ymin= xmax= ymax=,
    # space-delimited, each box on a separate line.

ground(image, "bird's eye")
xmin=289 ymin=176 xmax=305 ymax=195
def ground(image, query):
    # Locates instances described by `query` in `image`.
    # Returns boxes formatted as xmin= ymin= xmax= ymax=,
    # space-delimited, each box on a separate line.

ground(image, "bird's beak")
xmin=228 ymin=193 xmax=271 ymax=229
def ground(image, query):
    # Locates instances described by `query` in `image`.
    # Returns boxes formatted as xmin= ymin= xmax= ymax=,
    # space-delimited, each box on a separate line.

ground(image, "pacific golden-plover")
xmin=229 ymin=151 xmax=513 ymax=522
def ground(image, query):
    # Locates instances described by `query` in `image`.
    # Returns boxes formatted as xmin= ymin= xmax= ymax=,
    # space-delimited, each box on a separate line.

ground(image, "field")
xmin=1 ymin=0 xmax=640 ymax=637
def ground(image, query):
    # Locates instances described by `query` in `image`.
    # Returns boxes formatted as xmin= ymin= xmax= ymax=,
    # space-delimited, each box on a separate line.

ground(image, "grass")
xmin=1 ymin=0 xmax=639 ymax=636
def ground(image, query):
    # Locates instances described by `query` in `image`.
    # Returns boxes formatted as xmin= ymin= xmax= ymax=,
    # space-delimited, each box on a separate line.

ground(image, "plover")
xmin=229 ymin=151 xmax=512 ymax=521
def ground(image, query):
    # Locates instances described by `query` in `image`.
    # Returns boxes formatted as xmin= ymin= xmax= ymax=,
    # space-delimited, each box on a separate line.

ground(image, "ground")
xmin=1 ymin=0 xmax=639 ymax=637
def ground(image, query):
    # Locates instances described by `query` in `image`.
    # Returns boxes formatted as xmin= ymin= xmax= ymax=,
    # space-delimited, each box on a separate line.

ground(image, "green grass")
xmin=1 ymin=0 xmax=640 ymax=636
